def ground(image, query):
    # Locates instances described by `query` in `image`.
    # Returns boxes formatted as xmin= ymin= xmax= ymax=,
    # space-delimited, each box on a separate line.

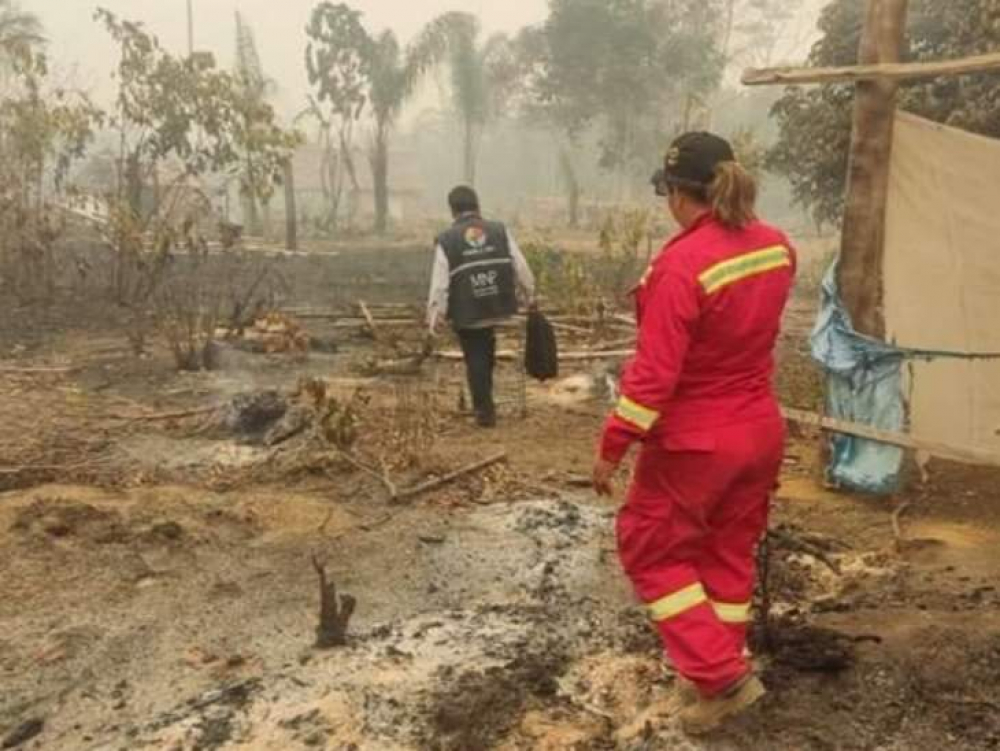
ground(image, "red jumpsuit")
xmin=600 ymin=213 xmax=795 ymax=698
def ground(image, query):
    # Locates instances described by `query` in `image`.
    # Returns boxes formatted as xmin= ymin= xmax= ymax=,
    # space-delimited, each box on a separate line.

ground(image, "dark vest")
xmin=438 ymin=215 xmax=518 ymax=329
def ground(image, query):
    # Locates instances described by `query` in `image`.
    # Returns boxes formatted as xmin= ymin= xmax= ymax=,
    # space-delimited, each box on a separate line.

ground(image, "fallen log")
xmin=526 ymin=319 xmax=594 ymax=335
xmin=104 ymin=406 xmax=219 ymax=422
xmin=392 ymin=451 xmax=508 ymax=505
xmin=329 ymin=318 xmax=416 ymax=328
xmin=353 ymin=302 xmax=415 ymax=312
xmin=359 ymin=355 xmax=426 ymax=377
xmin=0 ymin=456 xmax=115 ymax=476
xmin=433 ymin=349 xmax=635 ymax=363
xmin=0 ymin=366 xmax=78 ymax=374
xmin=594 ymin=336 xmax=636 ymax=351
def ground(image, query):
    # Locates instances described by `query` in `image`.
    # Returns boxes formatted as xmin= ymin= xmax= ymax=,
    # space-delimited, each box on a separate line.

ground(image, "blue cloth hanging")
xmin=810 ymin=266 xmax=905 ymax=494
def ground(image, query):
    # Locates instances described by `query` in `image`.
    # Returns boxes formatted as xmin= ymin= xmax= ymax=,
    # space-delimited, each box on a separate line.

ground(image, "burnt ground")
xmin=1 ymin=244 xmax=999 ymax=750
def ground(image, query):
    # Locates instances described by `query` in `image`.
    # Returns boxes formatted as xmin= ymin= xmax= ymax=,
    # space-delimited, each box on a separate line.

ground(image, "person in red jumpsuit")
xmin=593 ymin=132 xmax=796 ymax=734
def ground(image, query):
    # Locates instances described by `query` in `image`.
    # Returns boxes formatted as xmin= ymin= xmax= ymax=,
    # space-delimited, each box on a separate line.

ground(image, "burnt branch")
xmin=311 ymin=554 xmax=356 ymax=649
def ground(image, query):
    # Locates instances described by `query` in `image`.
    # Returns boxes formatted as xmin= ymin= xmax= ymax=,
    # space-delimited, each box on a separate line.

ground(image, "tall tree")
xmin=430 ymin=12 xmax=520 ymax=185
xmin=503 ymin=25 xmax=585 ymax=226
xmin=0 ymin=51 xmax=102 ymax=300
xmin=364 ymin=23 xmax=451 ymax=233
xmin=529 ymin=0 xmax=722 ymax=194
xmin=305 ymin=2 xmax=447 ymax=234
xmin=768 ymin=0 xmax=1000 ymax=227
xmin=0 ymin=0 xmax=43 ymax=65
xmin=97 ymin=9 xmax=300 ymax=293
xmin=304 ymin=2 xmax=369 ymax=234
xmin=234 ymin=11 xmax=273 ymax=236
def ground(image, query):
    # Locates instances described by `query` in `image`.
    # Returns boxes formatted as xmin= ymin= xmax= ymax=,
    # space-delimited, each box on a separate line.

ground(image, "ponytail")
xmin=708 ymin=161 xmax=757 ymax=229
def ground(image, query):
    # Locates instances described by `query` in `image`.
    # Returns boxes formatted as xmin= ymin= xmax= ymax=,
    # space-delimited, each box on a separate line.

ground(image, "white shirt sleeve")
xmin=507 ymin=230 xmax=536 ymax=305
xmin=427 ymin=244 xmax=451 ymax=331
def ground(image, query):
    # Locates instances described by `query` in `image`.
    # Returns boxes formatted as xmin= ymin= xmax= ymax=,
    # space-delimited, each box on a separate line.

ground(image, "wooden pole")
xmin=836 ymin=0 xmax=909 ymax=338
xmin=186 ymin=0 xmax=194 ymax=56
xmin=743 ymin=50 xmax=1000 ymax=86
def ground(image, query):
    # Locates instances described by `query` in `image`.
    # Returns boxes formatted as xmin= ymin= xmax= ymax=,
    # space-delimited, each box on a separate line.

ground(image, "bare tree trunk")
xmin=186 ymin=0 xmax=194 ymax=56
xmin=151 ymin=165 xmax=161 ymax=216
xmin=371 ymin=129 xmax=390 ymax=236
xmin=463 ymin=116 xmax=476 ymax=186
xmin=126 ymin=150 xmax=143 ymax=219
xmin=283 ymin=160 xmax=298 ymax=251
xmin=722 ymin=0 xmax=737 ymax=61
xmin=559 ymin=146 xmax=580 ymax=229
xmin=837 ymin=0 xmax=909 ymax=338
xmin=323 ymin=144 xmax=339 ymax=235
xmin=262 ymin=199 xmax=273 ymax=240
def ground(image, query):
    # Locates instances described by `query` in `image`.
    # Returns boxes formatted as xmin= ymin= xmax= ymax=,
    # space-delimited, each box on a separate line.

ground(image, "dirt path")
xmin=2 ymin=289 xmax=999 ymax=749
xmin=3 ymin=420 xmax=1000 ymax=750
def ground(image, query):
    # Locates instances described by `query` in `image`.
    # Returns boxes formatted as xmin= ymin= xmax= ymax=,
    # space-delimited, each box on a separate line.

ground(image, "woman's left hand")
xmin=592 ymin=458 xmax=618 ymax=497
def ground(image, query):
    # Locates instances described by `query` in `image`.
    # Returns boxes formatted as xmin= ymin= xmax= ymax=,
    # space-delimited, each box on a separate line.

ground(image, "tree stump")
xmin=312 ymin=555 xmax=356 ymax=648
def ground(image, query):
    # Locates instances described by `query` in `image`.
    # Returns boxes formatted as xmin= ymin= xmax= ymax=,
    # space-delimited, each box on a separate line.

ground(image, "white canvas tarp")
xmin=884 ymin=111 xmax=1000 ymax=455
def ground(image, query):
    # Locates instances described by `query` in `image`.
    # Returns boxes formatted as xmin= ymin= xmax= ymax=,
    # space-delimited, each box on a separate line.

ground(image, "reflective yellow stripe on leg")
xmin=648 ymin=583 xmax=709 ymax=622
xmin=712 ymin=601 xmax=752 ymax=624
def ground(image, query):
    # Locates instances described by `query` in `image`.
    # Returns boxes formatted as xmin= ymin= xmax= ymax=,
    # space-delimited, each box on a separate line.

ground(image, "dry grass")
xmin=0 ymin=373 xmax=133 ymax=491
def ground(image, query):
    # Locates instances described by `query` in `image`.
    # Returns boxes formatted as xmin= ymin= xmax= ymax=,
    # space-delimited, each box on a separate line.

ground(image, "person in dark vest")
xmin=428 ymin=186 xmax=535 ymax=427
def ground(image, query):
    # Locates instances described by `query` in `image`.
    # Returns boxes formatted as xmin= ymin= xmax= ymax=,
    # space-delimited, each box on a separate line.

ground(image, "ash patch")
xmin=11 ymin=498 xmax=129 ymax=544
xmin=144 ymin=679 xmax=261 ymax=750
xmin=513 ymin=498 xmax=588 ymax=541
xmin=419 ymin=499 xmax=618 ymax=611
xmin=760 ymin=619 xmax=865 ymax=683
xmin=423 ymin=645 xmax=571 ymax=751
xmin=219 ymin=390 xmax=287 ymax=438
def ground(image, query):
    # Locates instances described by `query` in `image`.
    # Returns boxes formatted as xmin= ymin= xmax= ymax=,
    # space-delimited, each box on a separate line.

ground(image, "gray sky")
xmin=36 ymin=0 xmax=548 ymax=115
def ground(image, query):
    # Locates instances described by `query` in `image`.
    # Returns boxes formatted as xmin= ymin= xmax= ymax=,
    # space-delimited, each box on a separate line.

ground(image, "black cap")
xmin=663 ymin=132 xmax=736 ymax=191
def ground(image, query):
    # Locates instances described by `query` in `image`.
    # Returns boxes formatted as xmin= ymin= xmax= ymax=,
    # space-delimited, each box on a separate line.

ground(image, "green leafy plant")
xmin=0 ymin=51 xmax=103 ymax=301
xmin=96 ymin=9 xmax=301 ymax=363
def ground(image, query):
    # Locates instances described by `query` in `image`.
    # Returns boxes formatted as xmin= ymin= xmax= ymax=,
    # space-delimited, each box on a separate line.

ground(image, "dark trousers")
xmin=457 ymin=327 xmax=496 ymax=423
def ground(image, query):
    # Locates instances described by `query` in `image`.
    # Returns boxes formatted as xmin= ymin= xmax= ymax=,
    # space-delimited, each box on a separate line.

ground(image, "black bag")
xmin=525 ymin=309 xmax=559 ymax=381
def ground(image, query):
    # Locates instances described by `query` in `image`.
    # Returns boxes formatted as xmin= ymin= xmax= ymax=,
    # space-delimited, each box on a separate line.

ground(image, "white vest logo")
xmin=472 ymin=270 xmax=498 ymax=287
xmin=471 ymin=270 xmax=500 ymax=298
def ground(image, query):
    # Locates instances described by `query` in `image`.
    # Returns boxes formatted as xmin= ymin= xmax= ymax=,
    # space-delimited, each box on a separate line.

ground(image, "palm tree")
xmin=365 ymin=31 xmax=407 ymax=236
xmin=0 ymin=0 xmax=43 ymax=64
xmin=234 ymin=11 xmax=273 ymax=236
xmin=364 ymin=21 xmax=451 ymax=234
xmin=432 ymin=12 xmax=516 ymax=186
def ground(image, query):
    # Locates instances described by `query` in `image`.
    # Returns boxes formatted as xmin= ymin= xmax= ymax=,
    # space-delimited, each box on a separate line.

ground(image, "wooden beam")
xmin=743 ymin=50 xmax=1000 ymax=86
xmin=783 ymin=407 xmax=1000 ymax=470
xmin=433 ymin=348 xmax=635 ymax=363
xmin=837 ymin=0 xmax=909 ymax=338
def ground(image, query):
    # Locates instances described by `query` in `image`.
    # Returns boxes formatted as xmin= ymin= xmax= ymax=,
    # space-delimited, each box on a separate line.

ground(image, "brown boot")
xmin=679 ymin=674 xmax=766 ymax=736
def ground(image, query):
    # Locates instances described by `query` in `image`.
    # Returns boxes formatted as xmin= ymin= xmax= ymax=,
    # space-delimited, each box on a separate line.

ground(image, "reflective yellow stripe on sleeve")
xmin=698 ymin=245 xmax=791 ymax=296
xmin=712 ymin=600 xmax=752 ymax=624
xmin=615 ymin=396 xmax=659 ymax=432
xmin=648 ymin=583 xmax=708 ymax=622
